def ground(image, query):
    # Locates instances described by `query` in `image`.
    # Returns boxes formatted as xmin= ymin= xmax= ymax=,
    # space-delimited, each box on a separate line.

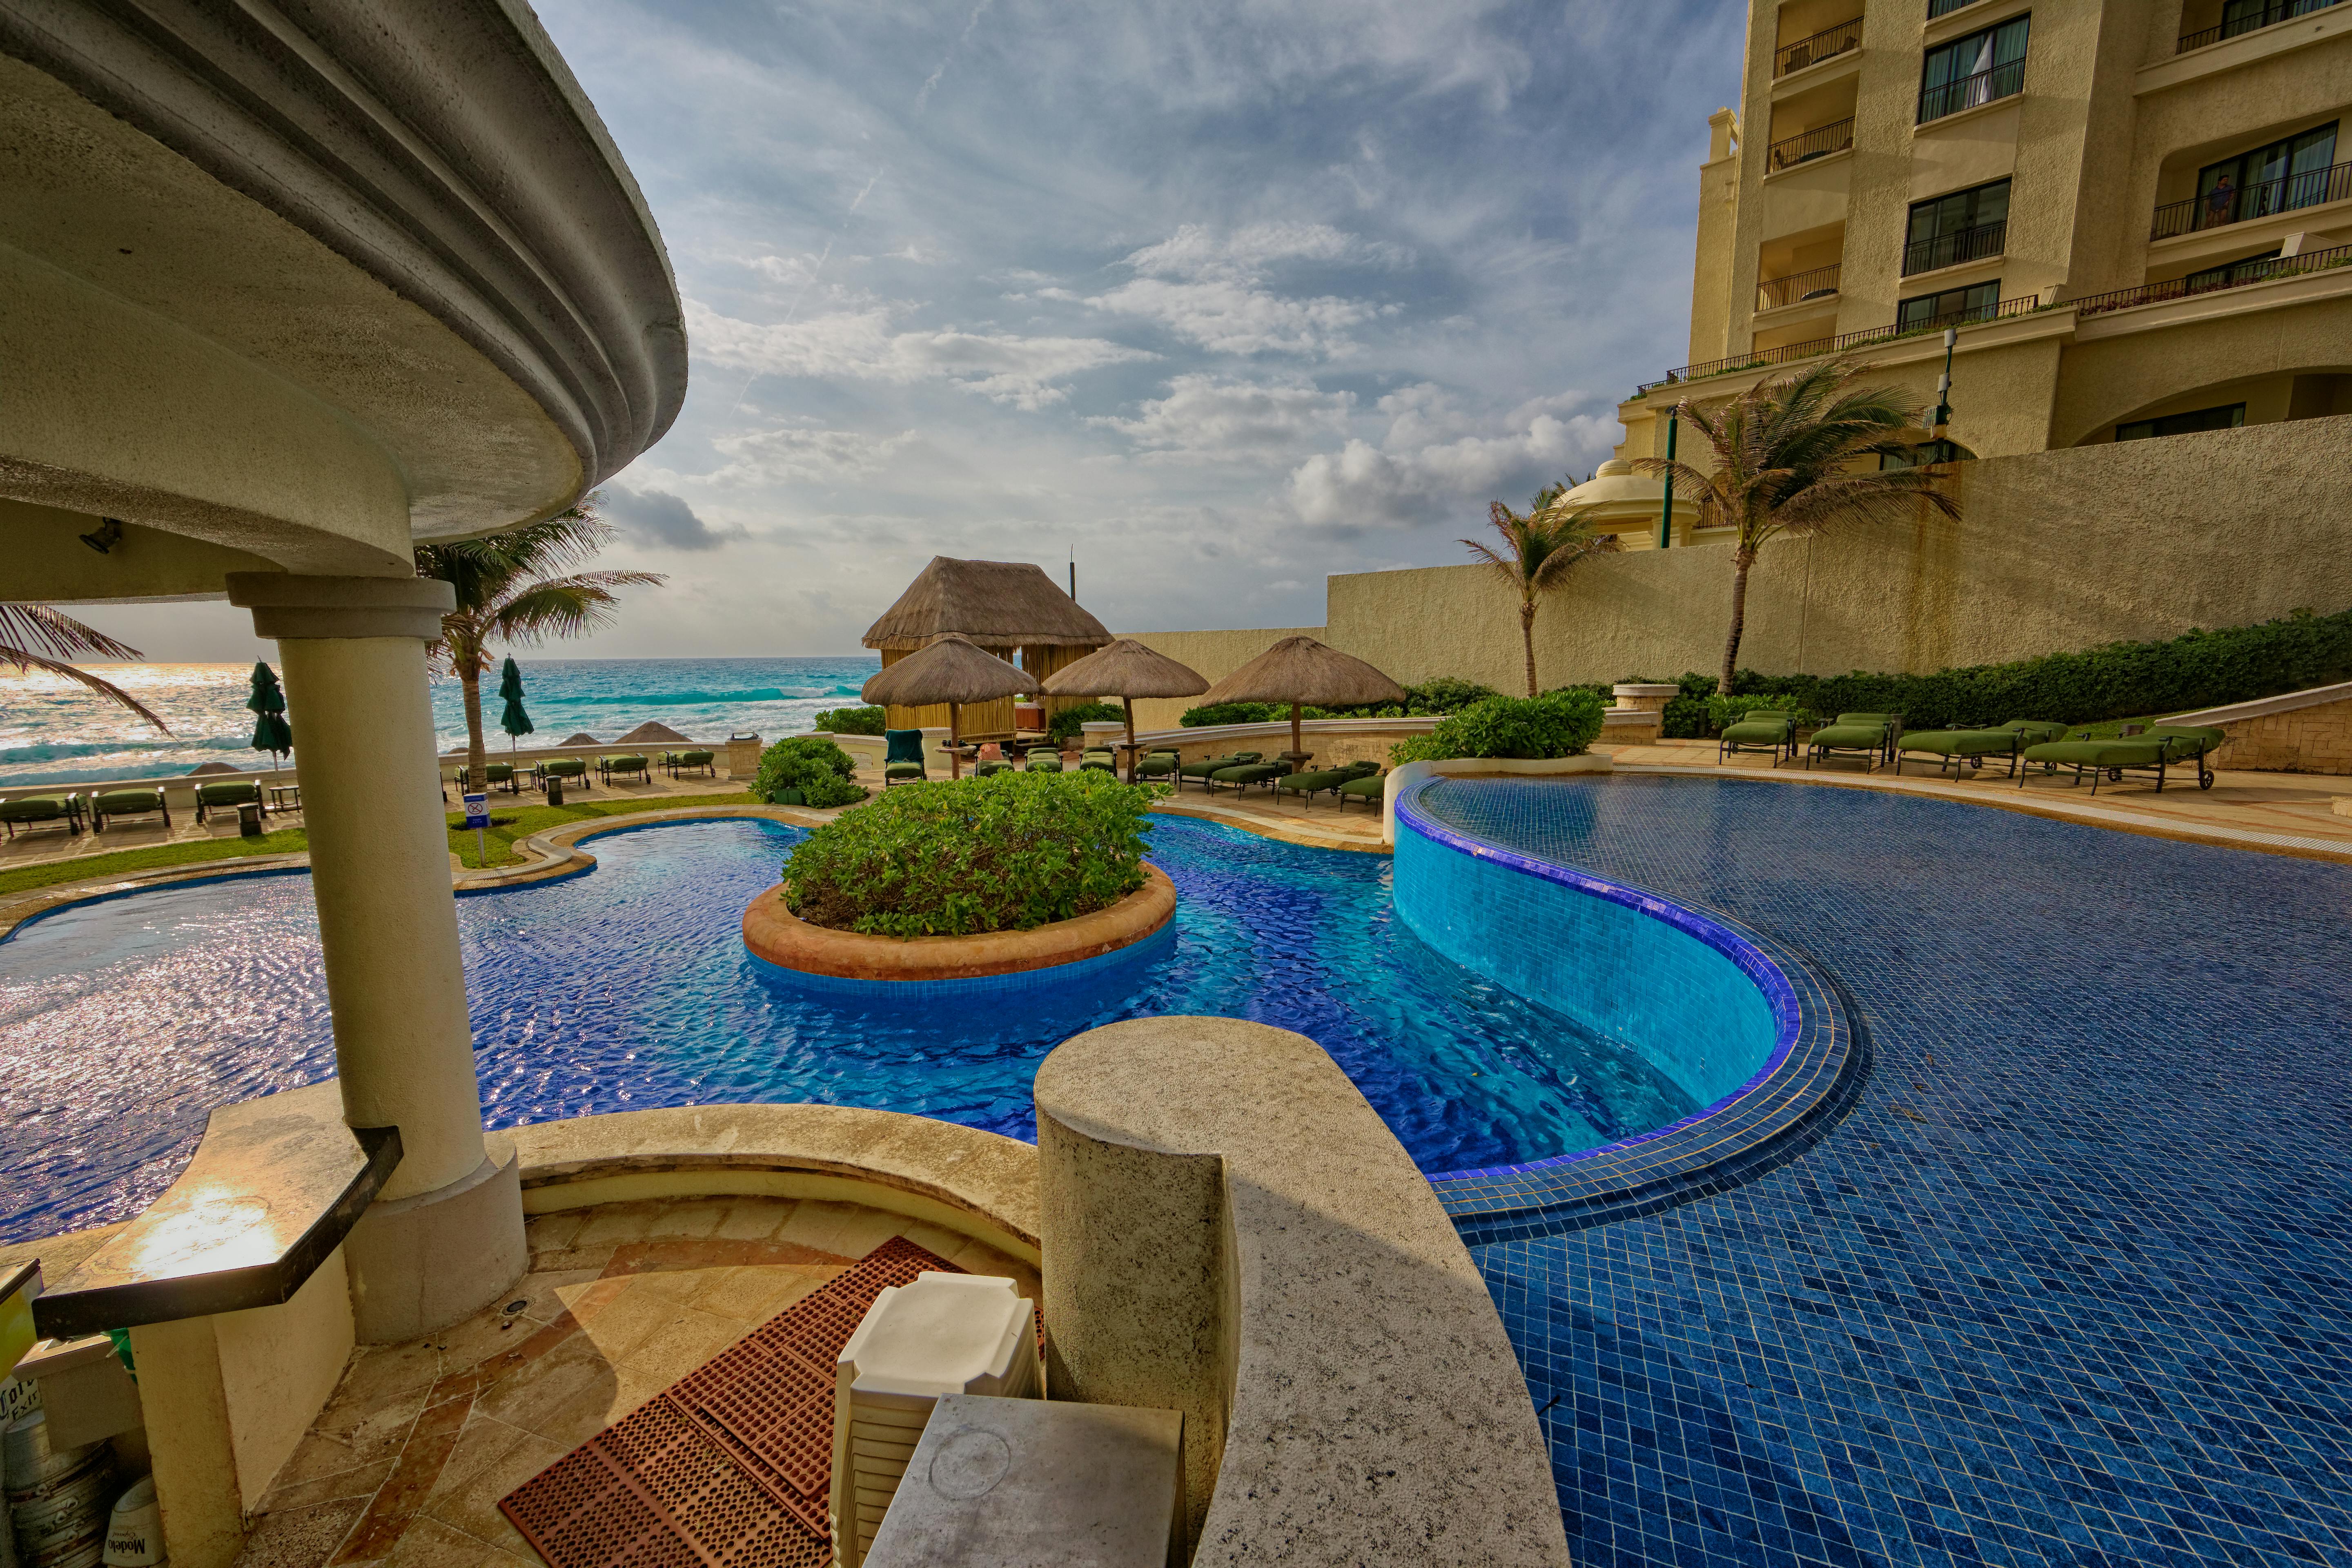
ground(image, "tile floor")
xmin=234 ymin=1196 xmax=1038 ymax=1568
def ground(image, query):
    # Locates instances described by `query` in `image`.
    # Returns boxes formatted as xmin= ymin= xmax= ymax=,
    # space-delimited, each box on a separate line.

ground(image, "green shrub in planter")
xmin=1047 ymin=701 xmax=1125 ymax=744
xmin=811 ymin=704 xmax=887 ymax=735
xmin=1389 ymin=689 xmax=1607 ymax=765
xmin=782 ymin=770 xmax=1164 ymax=938
xmin=755 ymin=737 xmax=867 ymax=808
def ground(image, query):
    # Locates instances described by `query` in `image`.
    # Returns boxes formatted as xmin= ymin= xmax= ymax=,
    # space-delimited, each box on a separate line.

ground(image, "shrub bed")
xmin=811 ymin=704 xmax=886 ymax=735
xmin=755 ymin=737 xmax=868 ymax=808
xmin=1179 ymin=676 xmax=1504 ymax=726
xmin=782 ymin=770 xmax=1161 ymax=938
xmin=1047 ymin=701 xmax=1125 ymax=744
xmin=1390 ymin=689 xmax=1607 ymax=764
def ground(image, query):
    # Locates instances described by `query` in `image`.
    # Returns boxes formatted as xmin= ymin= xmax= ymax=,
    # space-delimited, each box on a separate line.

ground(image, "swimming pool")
xmin=0 ymin=814 xmax=1749 ymax=1244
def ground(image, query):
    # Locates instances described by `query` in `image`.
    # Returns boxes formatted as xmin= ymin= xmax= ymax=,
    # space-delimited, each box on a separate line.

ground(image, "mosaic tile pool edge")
xmin=1396 ymin=780 xmax=1872 ymax=1241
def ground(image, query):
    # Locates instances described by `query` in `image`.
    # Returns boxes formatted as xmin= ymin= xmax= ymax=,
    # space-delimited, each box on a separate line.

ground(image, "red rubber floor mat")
xmin=500 ymin=1235 xmax=958 ymax=1568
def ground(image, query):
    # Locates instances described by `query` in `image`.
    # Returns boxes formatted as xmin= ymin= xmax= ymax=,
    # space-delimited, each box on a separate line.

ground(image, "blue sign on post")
xmin=462 ymin=792 xmax=490 ymax=830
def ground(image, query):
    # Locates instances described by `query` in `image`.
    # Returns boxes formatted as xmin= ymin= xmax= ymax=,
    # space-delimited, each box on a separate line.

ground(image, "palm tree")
xmin=1462 ymin=482 xmax=1621 ymax=697
xmin=1634 ymin=358 xmax=1959 ymax=697
xmin=414 ymin=506 xmax=662 ymax=784
xmin=1 ymin=604 xmax=168 ymax=731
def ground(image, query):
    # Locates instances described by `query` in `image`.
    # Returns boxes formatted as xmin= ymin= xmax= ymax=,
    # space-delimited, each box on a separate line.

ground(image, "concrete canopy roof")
xmin=0 ymin=0 xmax=687 ymax=598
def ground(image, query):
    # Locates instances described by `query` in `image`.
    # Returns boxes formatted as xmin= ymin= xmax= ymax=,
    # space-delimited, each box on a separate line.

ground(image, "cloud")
xmin=597 ymin=485 xmax=741 ymax=552
xmin=1090 ymin=375 xmax=1353 ymax=463
xmin=1082 ymin=223 xmax=1407 ymax=356
xmin=686 ymin=298 xmax=1154 ymax=409
xmin=1286 ymin=386 xmax=1620 ymax=531
xmin=707 ymin=423 xmax=919 ymax=486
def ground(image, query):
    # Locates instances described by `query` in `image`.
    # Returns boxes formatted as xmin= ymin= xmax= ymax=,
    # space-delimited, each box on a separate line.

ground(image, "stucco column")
xmin=226 ymin=573 xmax=525 ymax=1341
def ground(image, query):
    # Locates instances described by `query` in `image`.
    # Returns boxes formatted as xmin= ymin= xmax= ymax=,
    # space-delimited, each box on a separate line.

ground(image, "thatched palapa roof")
xmin=861 ymin=634 xmax=1035 ymax=707
xmin=1198 ymin=636 xmax=1408 ymax=708
xmin=617 ymin=721 xmax=691 ymax=744
xmin=559 ymin=732 xmax=600 ymax=746
xmin=862 ymin=557 xmax=1112 ymax=652
xmin=1040 ymin=639 xmax=1209 ymax=700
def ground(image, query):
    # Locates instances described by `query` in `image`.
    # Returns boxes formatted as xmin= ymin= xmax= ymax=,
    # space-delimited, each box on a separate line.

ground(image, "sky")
xmin=87 ymin=0 xmax=1744 ymax=662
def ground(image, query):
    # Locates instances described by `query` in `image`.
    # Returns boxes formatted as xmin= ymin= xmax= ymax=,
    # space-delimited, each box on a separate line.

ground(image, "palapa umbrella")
xmin=498 ymin=657 xmax=534 ymax=751
xmin=1040 ymin=639 xmax=1207 ymax=782
xmin=1195 ymin=635 xmax=1408 ymax=768
xmin=860 ymin=633 xmax=1033 ymax=778
xmin=246 ymin=660 xmax=292 ymax=778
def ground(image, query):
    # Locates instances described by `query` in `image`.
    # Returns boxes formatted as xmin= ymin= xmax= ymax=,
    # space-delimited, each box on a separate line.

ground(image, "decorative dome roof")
xmin=1559 ymin=458 xmax=1669 ymax=512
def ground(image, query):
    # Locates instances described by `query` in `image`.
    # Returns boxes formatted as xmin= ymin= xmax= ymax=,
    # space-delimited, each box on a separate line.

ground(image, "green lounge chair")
xmin=663 ymin=749 xmax=717 ymax=780
xmin=537 ymin=757 xmax=590 ymax=788
xmin=89 ymin=787 xmax=169 ymax=831
xmin=0 ymin=794 xmax=83 ymax=838
xmin=883 ymin=729 xmax=927 ymax=786
xmin=194 ymin=780 xmax=264 ymax=823
xmin=463 ymin=762 xmax=519 ymax=794
xmin=1207 ymin=761 xmax=1284 ymax=794
xmin=1804 ymin=712 xmax=1900 ymax=771
xmin=1274 ymin=760 xmax=1379 ymax=806
xmin=1336 ymin=771 xmax=1386 ymax=810
xmin=1023 ymin=746 xmax=1063 ymax=774
xmin=2019 ymin=724 xmax=2224 ymax=795
xmin=1718 ymin=710 xmax=1796 ymax=764
xmin=1135 ymin=749 xmax=1180 ymax=782
xmin=1178 ymin=751 xmax=1261 ymax=790
xmin=1894 ymin=727 xmax=2020 ymax=777
xmin=1078 ymin=748 xmax=1117 ymax=774
xmin=598 ymin=754 xmax=650 ymax=785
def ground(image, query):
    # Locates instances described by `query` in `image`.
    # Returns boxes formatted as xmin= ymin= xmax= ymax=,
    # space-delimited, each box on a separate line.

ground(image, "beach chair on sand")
xmin=89 ymin=787 xmax=170 ymax=831
xmin=883 ymin=730 xmax=927 ymax=786
xmin=0 ymin=795 xmax=83 ymax=839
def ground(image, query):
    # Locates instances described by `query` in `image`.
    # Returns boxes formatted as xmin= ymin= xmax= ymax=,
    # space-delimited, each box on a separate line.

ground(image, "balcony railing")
xmin=2179 ymin=0 xmax=2345 ymax=53
xmin=1758 ymin=263 xmax=1843 ymax=310
xmin=2152 ymin=157 xmax=2352 ymax=239
xmin=1918 ymin=57 xmax=2025 ymax=123
xmin=1768 ymin=117 xmax=1856 ymax=172
xmin=1926 ymin=0 xmax=1977 ymax=17
xmin=1902 ymin=218 xmax=2007 ymax=274
xmin=1775 ymin=18 xmax=1863 ymax=76
xmin=2072 ymin=241 xmax=2352 ymax=316
xmin=1638 ymin=294 xmax=2042 ymax=394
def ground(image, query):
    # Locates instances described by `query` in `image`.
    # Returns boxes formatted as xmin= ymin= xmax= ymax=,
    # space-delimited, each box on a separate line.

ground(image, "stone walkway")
xmin=236 ymin=1196 xmax=1038 ymax=1568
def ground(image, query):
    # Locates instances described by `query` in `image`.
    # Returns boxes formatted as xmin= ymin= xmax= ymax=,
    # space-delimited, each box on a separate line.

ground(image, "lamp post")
xmin=1657 ymin=412 xmax=1678 ymax=550
xmin=1930 ymin=327 xmax=1957 ymax=450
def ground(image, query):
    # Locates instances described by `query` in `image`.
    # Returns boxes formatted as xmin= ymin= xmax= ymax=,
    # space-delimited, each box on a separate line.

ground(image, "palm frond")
xmin=0 ymin=646 xmax=169 ymax=732
xmin=488 ymin=572 xmax=662 ymax=645
xmin=0 ymin=604 xmax=145 ymax=663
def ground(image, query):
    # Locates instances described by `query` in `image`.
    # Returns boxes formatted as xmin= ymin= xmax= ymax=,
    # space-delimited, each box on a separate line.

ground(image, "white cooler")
xmin=829 ymin=1274 xmax=1038 ymax=1568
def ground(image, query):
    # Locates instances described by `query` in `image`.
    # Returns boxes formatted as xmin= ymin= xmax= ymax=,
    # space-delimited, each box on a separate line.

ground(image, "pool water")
xmin=0 ymin=816 xmax=1700 ymax=1244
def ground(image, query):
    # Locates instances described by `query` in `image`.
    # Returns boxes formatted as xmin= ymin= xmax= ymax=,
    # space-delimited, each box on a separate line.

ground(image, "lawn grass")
xmin=444 ymin=789 xmax=765 ymax=867
xmin=0 ymin=828 xmax=312 ymax=898
xmin=0 ymin=790 xmax=771 ymax=895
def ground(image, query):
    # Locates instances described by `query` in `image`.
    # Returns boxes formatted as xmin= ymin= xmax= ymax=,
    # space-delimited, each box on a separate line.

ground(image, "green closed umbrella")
xmin=498 ymin=657 xmax=534 ymax=751
xmin=246 ymin=661 xmax=292 ymax=766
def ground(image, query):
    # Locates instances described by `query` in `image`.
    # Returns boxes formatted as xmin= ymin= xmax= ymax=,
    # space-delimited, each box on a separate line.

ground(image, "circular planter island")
xmin=743 ymin=864 xmax=1177 ymax=985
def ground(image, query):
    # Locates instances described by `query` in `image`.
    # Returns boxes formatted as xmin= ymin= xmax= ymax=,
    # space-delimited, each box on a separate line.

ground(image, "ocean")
xmin=0 ymin=656 xmax=882 ymax=788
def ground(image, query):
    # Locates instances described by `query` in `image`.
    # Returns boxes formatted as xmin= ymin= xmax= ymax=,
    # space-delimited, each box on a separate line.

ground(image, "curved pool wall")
xmin=1394 ymin=780 xmax=1786 ymax=1112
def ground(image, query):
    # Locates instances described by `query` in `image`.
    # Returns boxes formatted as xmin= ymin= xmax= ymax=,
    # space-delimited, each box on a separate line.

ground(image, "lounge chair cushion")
xmin=1808 ymin=723 xmax=1886 ymax=750
xmin=1337 ymin=774 xmax=1385 ymax=798
xmin=93 ymin=789 xmax=165 ymax=815
xmin=0 ymin=795 xmax=74 ymax=822
xmin=602 ymin=754 xmax=648 ymax=771
xmin=1998 ymin=720 xmax=2068 ymax=746
xmin=541 ymin=758 xmax=586 ymax=777
xmin=1897 ymin=729 xmax=2016 ymax=757
xmin=1178 ymin=755 xmax=1239 ymax=778
xmin=976 ymin=760 xmax=1016 ymax=776
xmin=1025 ymin=751 xmax=1064 ymax=773
xmin=1229 ymin=752 xmax=1264 ymax=764
xmin=667 ymin=749 xmax=715 ymax=766
xmin=2141 ymin=724 xmax=2226 ymax=755
xmin=884 ymin=762 xmax=925 ymax=780
xmin=1209 ymin=763 xmax=1282 ymax=787
xmin=2021 ymin=739 xmax=2169 ymax=768
xmin=1835 ymin=711 xmax=1897 ymax=725
xmin=196 ymin=781 xmax=261 ymax=805
xmin=1136 ymin=751 xmax=1179 ymax=777
xmin=1720 ymin=715 xmax=1793 ymax=744
xmin=1276 ymin=768 xmax=1349 ymax=793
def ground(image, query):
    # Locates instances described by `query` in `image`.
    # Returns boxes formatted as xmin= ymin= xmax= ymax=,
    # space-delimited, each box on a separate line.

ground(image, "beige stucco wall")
xmin=1302 ymin=413 xmax=2352 ymax=688
xmin=1114 ymin=626 xmax=1325 ymax=729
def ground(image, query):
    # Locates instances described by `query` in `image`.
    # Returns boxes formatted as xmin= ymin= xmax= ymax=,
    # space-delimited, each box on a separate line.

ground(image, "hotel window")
xmin=1897 ymin=280 xmax=2000 ymax=332
xmin=1904 ymin=179 xmax=2011 ymax=274
xmin=1919 ymin=15 xmax=2029 ymax=124
xmin=2116 ymin=404 xmax=2245 ymax=441
xmin=2194 ymin=123 xmax=2341 ymax=233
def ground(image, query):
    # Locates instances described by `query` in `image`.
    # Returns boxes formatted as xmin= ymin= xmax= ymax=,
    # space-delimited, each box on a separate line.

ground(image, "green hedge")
xmin=1391 ymin=689 xmax=1607 ymax=764
xmin=812 ymin=705 xmax=886 ymax=735
xmin=782 ymin=770 xmax=1160 ymax=938
xmin=1180 ymin=676 xmax=1503 ymax=727
xmin=755 ymin=737 xmax=868 ymax=807
xmin=1622 ymin=606 xmax=2352 ymax=735
xmin=1047 ymin=701 xmax=1125 ymax=744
